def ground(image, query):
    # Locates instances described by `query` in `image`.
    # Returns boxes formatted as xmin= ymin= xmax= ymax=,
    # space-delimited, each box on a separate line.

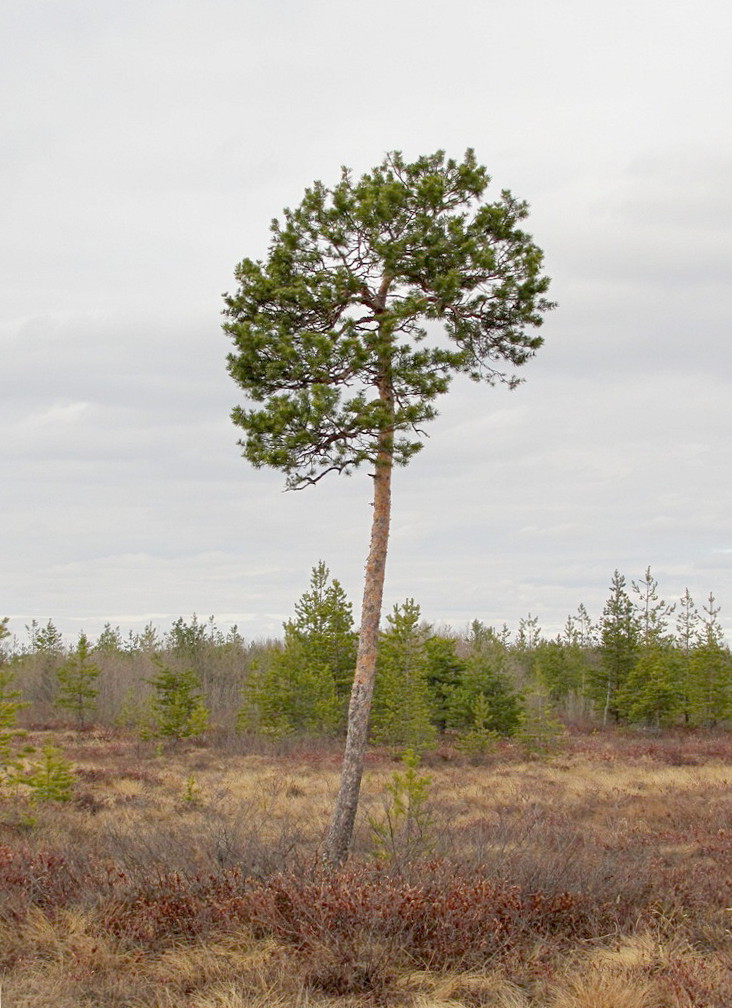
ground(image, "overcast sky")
xmin=2 ymin=0 xmax=731 ymax=647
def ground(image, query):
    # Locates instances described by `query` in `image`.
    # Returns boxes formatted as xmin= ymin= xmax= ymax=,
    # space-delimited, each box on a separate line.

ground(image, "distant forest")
xmin=2 ymin=564 xmax=731 ymax=744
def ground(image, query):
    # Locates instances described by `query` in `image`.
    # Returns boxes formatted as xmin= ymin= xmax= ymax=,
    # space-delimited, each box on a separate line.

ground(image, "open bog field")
xmin=1 ymin=730 xmax=731 ymax=1007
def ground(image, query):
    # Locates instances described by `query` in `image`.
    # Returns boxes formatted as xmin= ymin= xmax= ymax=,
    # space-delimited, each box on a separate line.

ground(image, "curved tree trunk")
xmin=322 ymin=285 xmax=395 ymax=869
xmin=323 ymin=429 xmax=393 ymax=866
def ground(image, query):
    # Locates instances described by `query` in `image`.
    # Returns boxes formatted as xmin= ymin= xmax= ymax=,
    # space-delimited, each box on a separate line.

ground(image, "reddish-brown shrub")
xmin=0 ymin=844 xmax=85 ymax=921
xmin=100 ymin=860 xmax=594 ymax=974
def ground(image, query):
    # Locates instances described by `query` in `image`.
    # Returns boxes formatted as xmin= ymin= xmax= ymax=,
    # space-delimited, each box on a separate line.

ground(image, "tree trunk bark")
xmin=322 ymin=285 xmax=395 ymax=869
xmin=322 ymin=439 xmax=392 ymax=867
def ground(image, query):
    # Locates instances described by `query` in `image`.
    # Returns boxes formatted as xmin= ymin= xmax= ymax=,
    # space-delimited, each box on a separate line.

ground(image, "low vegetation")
xmin=0 ymin=728 xmax=731 ymax=1006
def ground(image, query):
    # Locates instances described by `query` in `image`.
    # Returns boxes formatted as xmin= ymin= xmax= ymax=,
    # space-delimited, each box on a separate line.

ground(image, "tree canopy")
xmin=223 ymin=149 xmax=553 ymax=488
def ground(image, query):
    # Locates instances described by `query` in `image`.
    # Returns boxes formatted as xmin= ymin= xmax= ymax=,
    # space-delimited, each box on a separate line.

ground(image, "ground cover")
xmin=1 ymin=730 xmax=730 ymax=1006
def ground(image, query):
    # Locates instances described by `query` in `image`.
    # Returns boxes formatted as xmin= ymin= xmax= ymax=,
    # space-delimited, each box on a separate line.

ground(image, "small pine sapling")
xmin=369 ymin=750 xmax=433 ymax=865
xmin=517 ymin=688 xmax=566 ymax=756
xmin=25 ymin=745 xmax=75 ymax=802
xmin=455 ymin=693 xmax=501 ymax=758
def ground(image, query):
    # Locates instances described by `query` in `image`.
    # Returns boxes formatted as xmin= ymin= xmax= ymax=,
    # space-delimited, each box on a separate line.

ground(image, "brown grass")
xmin=0 ymin=728 xmax=730 ymax=1006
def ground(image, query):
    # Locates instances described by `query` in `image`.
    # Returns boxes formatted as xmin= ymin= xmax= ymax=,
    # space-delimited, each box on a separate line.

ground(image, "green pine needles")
xmin=223 ymin=148 xmax=553 ymax=488
xmin=239 ymin=562 xmax=356 ymax=737
xmin=146 ymin=657 xmax=208 ymax=743
xmin=369 ymin=750 xmax=433 ymax=864
xmin=55 ymin=632 xmax=100 ymax=729
xmin=25 ymin=745 xmax=75 ymax=802
xmin=371 ymin=599 xmax=436 ymax=751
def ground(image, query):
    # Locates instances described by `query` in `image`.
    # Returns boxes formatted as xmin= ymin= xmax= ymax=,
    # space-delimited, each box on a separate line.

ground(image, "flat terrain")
xmin=1 ymin=730 xmax=731 ymax=1006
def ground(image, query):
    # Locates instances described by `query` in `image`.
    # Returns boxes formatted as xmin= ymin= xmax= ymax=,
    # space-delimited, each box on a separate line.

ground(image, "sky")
xmin=2 ymin=0 xmax=731 ymax=647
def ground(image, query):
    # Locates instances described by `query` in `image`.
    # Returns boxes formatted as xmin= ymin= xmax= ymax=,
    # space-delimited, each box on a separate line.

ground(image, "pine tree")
xmin=95 ymin=623 xmax=125 ymax=655
xmin=618 ymin=647 xmax=683 ymax=727
xmin=620 ymin=569 xmax=679 ymax=725
xmin=514 ymin=613 xmax=542 ymax=680
xmin=25 ymin=746 xmax=75 ymax=802
xmin=147 ymin=657 xmax=208 ymax=742
xmin=424 ymin=634 xmax=466 ymax=732
xmin=455 ymin=692 xmax=501 ymax=757
xmin=289 ymin=560 xmax=357 ymax=701
xmin=371 ymin=599 xmax=436 ymax=750
xmin=239 ymin=631 xmax=341 ymax=736
xmin=687 ymin=594 xmax=732 ymax=725
xmin=167 ymin=614 xmax=213 ymax=671
xmin=449 ymin=621 xmax=523 ymax=736
xmin=533 ymin=638 xmax=583 ymax=704
xmin=25 ymin=619 xmax=65 ymax=705
xmin=675 ymin=588 xmax=700 ymax=723
xmin=518 ymin=687 xmax=566 ymax=755
xmin=592 ymin=571 xmax=639 ymax=724
xmin=55 ymin=632 xmax=100 ymax=729
xmin=573 ymin=603 xmax=598 ymax=648
xmin=631 ymin=567 xmax=675 ymax=648
xmin=238 ymin=563 xmax=353 ymax=736
xmin=224 ymin=148 xmax=554 ymax=865
xmin=127 ymin=621 xmax=162 ymax=654
xmin=516 ymin=613 xmax=542 ymax=650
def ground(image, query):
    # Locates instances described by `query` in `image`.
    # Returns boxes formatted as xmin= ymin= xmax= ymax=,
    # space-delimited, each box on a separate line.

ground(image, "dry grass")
xmin=1 ymin=728 xmax=731 ymax=1006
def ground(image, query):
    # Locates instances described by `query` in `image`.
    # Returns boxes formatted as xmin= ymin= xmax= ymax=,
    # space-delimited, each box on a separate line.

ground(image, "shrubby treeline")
xmin=1 ymin=564 xmax=731 ymax=742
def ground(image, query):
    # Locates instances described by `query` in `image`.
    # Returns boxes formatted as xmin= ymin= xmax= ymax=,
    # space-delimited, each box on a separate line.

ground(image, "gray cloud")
xmin=2 ymin=0 xmax=731 ymax=644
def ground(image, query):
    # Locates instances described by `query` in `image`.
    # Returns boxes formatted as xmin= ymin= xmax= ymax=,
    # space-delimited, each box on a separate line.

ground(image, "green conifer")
xmin=55 ymin=632 xmax=100 ymax=729
xmin=687 ymin=594 xmax=732 ymax=725
xmin=371 ymin=600 xmax=436 ymax=750
xmin=25 ymin=745 xmax=75 ymax=802
xmin=424 ymin=634 xmax=466 ymax=732
xmin=618 ymin=647 xmax=683 ymax=727
xmin=592 ymin=571 xmax=639 ymax=724
xmin=449 ymin=621 xmax=523 ymax=736
xmin=147 ymin=656 xmax=208 ymax=742
xmin=238 ymin=562 xmax=352 ymax=736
